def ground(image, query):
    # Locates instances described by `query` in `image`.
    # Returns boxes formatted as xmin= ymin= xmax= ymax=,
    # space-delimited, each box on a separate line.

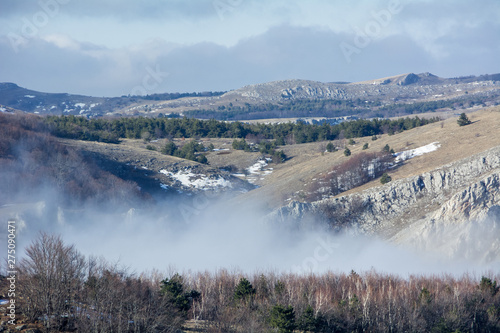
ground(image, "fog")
xmin=2 ymin=186 xmax=499 ymax=277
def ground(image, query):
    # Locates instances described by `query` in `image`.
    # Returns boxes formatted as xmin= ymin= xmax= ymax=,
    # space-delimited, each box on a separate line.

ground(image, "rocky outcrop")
xmin=271 ymin=145 xmax=500 ymax=237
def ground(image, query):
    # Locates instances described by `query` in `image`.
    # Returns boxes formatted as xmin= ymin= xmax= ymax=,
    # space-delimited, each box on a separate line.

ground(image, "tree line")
xmin=182 ymin=93 xmax=496 ymax=120
xmin=43 ymin=114 xmax=440 ymax=145
xmin=9 ymin=233 xmax=500 ymax=332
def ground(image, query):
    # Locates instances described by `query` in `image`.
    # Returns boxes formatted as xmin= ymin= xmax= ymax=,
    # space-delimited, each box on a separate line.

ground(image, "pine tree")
xmin=234 ymin=277 xmax=256 ymax=301
xmin=326 ymin=142 xmax=336 ymax=152
xmin=269 ymin=305 xmax=296 ymax=333
xmin=457 ymin=113 xmax=471 ymax=126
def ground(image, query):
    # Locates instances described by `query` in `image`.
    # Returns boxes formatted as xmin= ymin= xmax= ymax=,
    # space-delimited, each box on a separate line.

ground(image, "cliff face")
xmin=270 ymin=145 xmax=500 ymax=240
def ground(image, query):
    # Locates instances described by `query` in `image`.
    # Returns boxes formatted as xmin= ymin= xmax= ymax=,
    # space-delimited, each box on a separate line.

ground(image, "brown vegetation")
xmin=0 ymin=113 xmax=144 ymax=207
xmin=5 ymin=233 xmax=499 ymax=332
xmin=307 ymin=152 xmax=394 ymax=201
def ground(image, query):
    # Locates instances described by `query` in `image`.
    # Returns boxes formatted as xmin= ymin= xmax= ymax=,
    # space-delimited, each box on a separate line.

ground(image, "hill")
xmin=2 ymin=72 xmax=500 ymax=120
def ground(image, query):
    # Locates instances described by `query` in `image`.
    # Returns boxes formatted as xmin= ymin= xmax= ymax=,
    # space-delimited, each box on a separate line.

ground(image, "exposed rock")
xmin=398 ymin=73 xmax=420 ymax=86
xmin=272 ymin=145 xmax=500 ymax=242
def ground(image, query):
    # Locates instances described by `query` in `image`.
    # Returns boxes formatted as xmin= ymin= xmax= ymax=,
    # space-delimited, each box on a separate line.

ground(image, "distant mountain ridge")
xmin=1 ymin=72 xmax=500 ymax=117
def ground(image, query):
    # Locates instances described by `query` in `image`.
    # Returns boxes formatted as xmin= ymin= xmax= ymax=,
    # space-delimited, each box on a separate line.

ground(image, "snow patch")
xmin=24 ymin=95 xmax=35 ymax=98
xmin=75 ymin=103 xmax=86 ymax=108
xmin=245 ymin=159 xmax=273 ymax=184
xmin=160 ymin=169 xmax=232 ymax=190
xmin=394 ymin=142 xmax=441 ymax=163
xmin=0 ymin=107 xmax=6 ymax=112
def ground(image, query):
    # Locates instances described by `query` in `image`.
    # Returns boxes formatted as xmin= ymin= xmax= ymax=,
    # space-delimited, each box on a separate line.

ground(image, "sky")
xmin=0 ymin=0 xmax=499 ymax=97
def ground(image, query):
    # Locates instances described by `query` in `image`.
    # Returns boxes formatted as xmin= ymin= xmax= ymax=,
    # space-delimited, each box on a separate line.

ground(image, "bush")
xmin=326 ymin=142 xmax=336 ymax=152
xmin=380 ymin=172 xmax=392 ymax=184
xmin=344 ymin=148 xmax=351 ymax=156
xmin=362 ymin=143 xmax=369 ymax=150
xmin=161 ymin=141 xmax=177 ymax=155
xmin=146 ymin=145 xmax=157 ymax=151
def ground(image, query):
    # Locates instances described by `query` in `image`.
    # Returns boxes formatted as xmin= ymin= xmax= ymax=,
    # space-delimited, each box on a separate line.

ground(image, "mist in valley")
xmin=3 ymin=183 xmax=499 ymax=278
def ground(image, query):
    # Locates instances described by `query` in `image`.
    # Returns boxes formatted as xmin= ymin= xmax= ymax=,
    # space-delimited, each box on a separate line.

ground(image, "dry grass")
xmin=237 ymin=106 xmax=500 ymax=206
xmin=60 ymin=106 xmax=500 ymax=208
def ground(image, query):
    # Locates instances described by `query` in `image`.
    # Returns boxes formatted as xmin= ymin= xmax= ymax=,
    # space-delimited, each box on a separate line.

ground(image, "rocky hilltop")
xmin=222 ymin=72 xmax=500 ymax=103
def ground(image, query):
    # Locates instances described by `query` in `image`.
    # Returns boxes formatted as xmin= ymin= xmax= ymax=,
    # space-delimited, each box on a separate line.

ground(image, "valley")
xmin=1 ymin=74 xmax=500 ymax=332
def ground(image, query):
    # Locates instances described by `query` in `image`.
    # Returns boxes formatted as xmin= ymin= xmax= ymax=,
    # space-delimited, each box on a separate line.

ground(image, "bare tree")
xmin=19 ymin=233 xmax=86 ymax=331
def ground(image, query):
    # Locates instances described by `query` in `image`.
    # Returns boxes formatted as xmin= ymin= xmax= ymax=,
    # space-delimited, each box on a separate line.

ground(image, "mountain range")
xmin=2 ymin=72 xmax=500 ymax=119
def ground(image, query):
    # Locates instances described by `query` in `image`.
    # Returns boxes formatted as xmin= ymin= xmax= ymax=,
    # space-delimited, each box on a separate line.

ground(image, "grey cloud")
xmin=0 ymin=0 xmax=219 ymax=21
xmin=0 ymin=23 xmax=498 ymax=96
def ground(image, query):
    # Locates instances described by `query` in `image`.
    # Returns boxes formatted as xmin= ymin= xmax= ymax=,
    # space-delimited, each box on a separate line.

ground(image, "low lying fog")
xmin=3 ymin=188 xmax=499 ymax=277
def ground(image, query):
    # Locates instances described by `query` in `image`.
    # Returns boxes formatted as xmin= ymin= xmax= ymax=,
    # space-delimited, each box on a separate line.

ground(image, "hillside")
xmin=266 ymin=106 xmax=500 ymax=264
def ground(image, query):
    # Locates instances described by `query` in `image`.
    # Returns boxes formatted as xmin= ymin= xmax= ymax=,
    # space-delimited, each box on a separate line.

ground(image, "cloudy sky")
xmin=0 ymin=0 xmax=499 ymax=96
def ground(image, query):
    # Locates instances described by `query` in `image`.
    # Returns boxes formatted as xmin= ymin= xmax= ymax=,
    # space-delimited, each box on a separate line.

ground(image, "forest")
xmin=4 ymin=233 xmax=499 ymax=332
xmin=43 ymin=114 xmax=440 ymax=145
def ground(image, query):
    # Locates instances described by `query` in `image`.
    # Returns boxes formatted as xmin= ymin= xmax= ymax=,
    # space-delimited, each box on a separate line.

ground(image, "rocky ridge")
xmin=270 ymin=144 xmax=500 ymax=239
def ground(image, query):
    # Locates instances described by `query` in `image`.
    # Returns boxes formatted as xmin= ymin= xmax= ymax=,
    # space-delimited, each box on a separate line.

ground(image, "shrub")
xmin=344 ymin=148 xmax=351 ymax=156
xmin=362 ymin=143 xmax=369 ymax=150
xmin=380 ymin=172 xmax=392 ymax=184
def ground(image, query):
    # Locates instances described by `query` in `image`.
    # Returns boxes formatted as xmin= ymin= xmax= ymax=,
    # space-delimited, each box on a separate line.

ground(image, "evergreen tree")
xmin=362 ymin=143 xmax=369 ymax=150
xmin=161 ymin=274 xmax=201 ymax=315
xmin=326 ymin=142 xmax=336 ymax=152
xmin=234 ymin=277 xmax=256 ymax=301
xmin=344 ymin=148 xmax=351 ymax=156
xmin=269 ymin=305 xmax=296 ymax=333
xmin=457 ymin=112 xmax=472 ymax=126
xmin=297 ymin=305 xmax=320 ymax=332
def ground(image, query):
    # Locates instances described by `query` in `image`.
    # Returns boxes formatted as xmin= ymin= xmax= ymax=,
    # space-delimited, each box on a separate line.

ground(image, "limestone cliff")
xmin=270 ymin=145 xmax=500 ymax=239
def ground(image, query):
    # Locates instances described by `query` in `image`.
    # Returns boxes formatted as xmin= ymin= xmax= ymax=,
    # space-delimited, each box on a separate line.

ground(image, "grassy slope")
xmin=236 ymin=106 xmax=500 ymax=207
xmin=57 ymin=106 xmax=500 ymax=210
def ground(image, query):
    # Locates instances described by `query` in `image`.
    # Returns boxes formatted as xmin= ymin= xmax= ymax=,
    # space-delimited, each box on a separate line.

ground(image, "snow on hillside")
xmin=160 ymin=169 xmax=232 ymax=190
xmin=394 ymin=142 xmax=441 ymax=163
xmin=245 ymin=158 xmax=273 ymax=184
